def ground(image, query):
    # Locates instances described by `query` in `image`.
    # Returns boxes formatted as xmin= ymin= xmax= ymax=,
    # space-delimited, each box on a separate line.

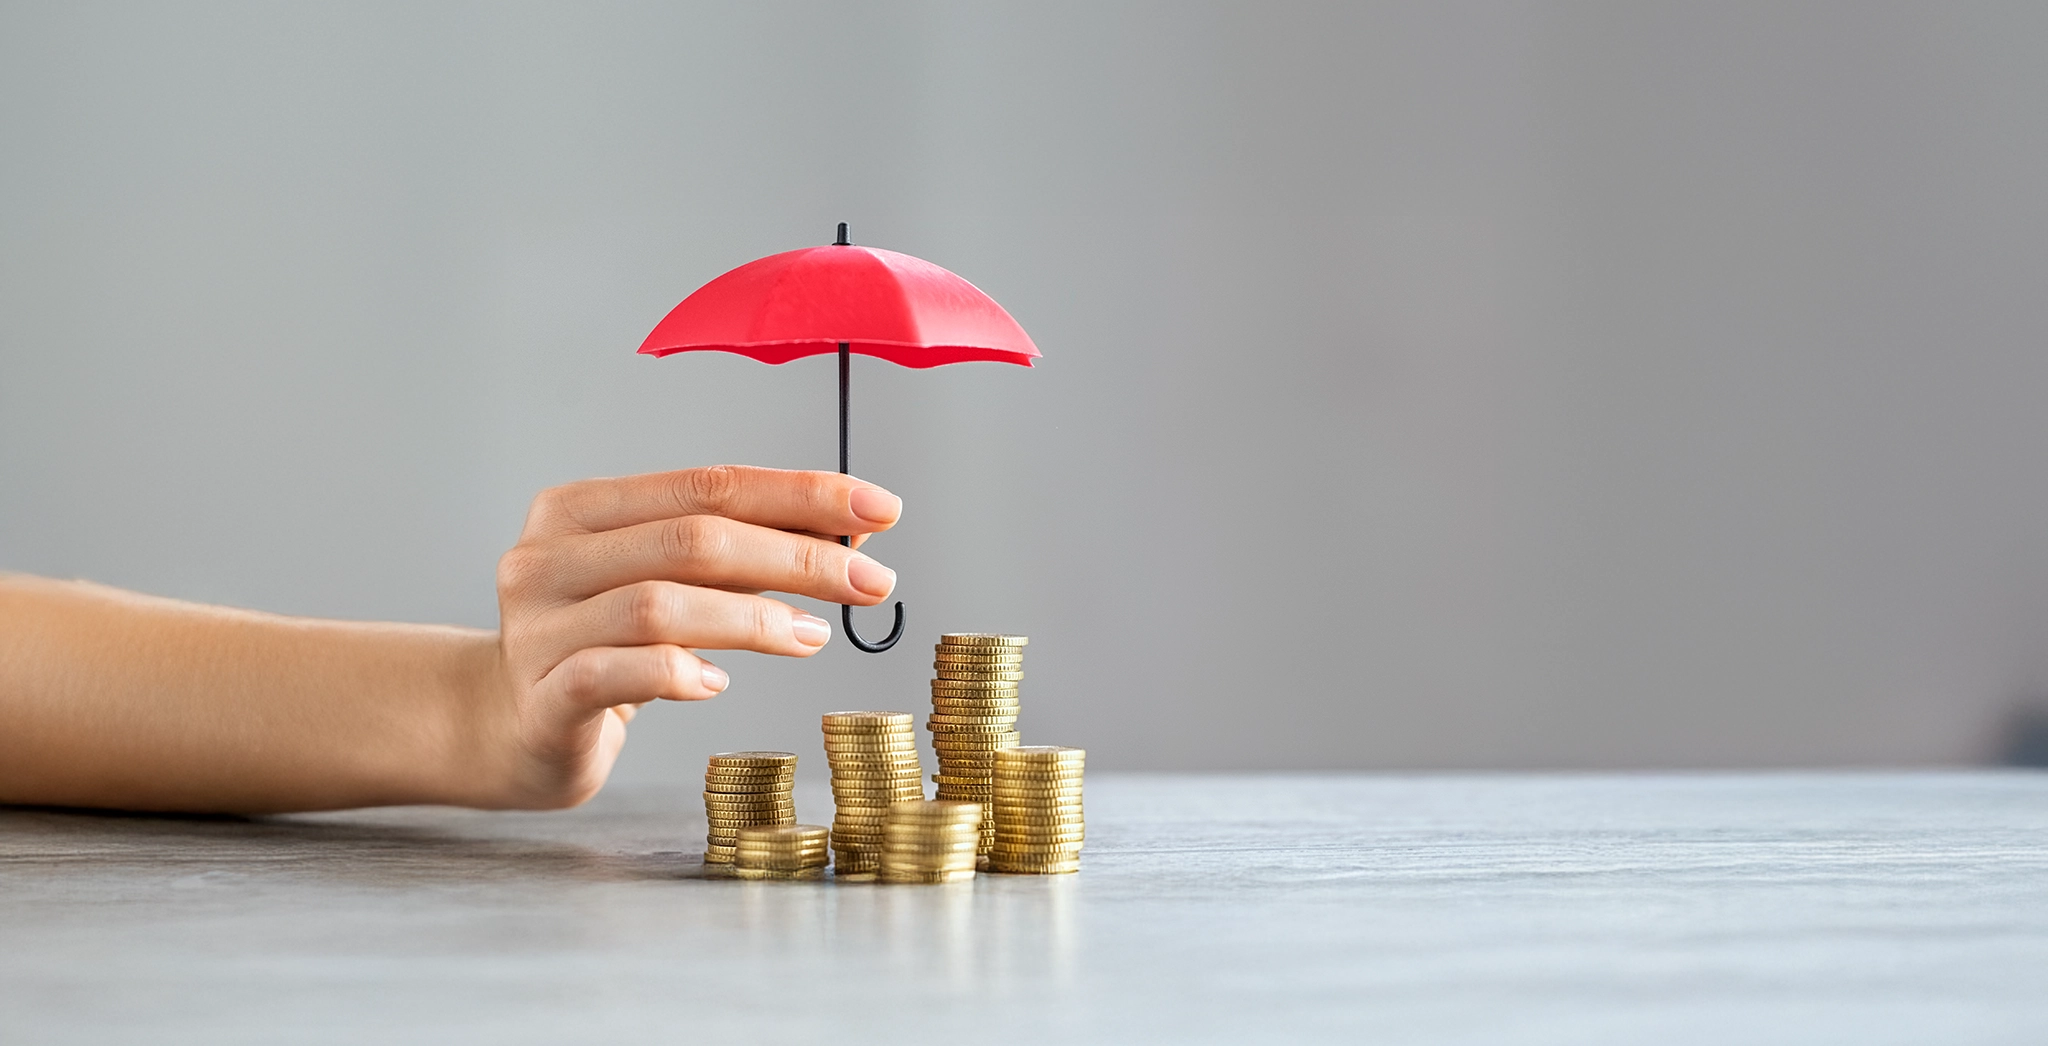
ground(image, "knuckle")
xmin=797 ymin=470 xmax=836 ymax=512
xmin=623 ymin=581 xmax=674 ymax=636
xmin=557 ymin=651 xmax=605 ymax=704
xmin=496 ymin=545 xmax=545 ymax=596
xmin=676 ymin=465 xmax=744 ymax=515
xmin=527 ymin=484 xmax=570 ymax=529
xmin=750 ymin=599 xmax=785 ymax=645
xmin=662 ymin=647 xmax=697 ymax=693
xmin=791 ymin=537 xmax=831 ymax=586
xmin=661 ymin=514 xmax=723 ymax=568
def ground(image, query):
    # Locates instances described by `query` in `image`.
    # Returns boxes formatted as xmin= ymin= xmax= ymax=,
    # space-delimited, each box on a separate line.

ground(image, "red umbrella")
xmin=639 ymin=223 xmax=1039 ymax=653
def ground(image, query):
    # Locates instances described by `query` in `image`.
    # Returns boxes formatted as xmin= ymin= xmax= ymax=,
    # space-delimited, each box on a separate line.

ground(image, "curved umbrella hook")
xmin=837 ymin=311 xmax=903 ymax=653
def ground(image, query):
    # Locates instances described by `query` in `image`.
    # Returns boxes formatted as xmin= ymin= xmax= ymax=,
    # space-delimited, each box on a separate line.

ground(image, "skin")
xmin=0 ymin=465 xmax=902 ymax=814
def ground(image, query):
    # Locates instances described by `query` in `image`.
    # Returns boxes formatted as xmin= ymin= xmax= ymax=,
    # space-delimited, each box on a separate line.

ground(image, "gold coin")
xmin=735 ymin=824 xmax=827 ymax=842
xmin=995 ymin=827 xmax=1087 ymax=841
xmin=822 ymin=733 xmax=919 ymax=743
xmin=926 ymin=723 xmax=1019 ymax=736
xmin=879 ymin=858 xmax=978 ymax=871
xmin=732 ymin=846 xmax=829 ymax=860
xmin=733 ymin=854 xmax=829 ymax=866
xmin=885 ymin=799 xmax=982 ymax=817
xmin=930 ymin=703 xmax=1020 ymax=716
xmin=703 ymin=767 xmax=797 ymax=778
xmin=930 ymin=679 xmax=1022 ymax=690
xmin=707 ymin=751 xmax=798 ymax=766
xmin=996 ymin=745 xmax=1085 ymax=762
xmin=730 ymin=867 xmax=827 ymax=881
xmin=925 ymin=713 xmax=1018 ymax=725
xmin=821 ymin=710 xmax=913 ymax=726
xmin=937 ymin=634 xmax=1028 ymax=647
xmin=878 ymin=868 xmax=976 ymax=884
xmin=990 ymin=839 xmax=1085 ymax=852
xmin=880 ymin=852 xmax=979 ymax=866
xmin=930 ymin=734 xmax=1021 ymax=746
xmin=937 ymin=671 xmax=1024 ymax=687
xmin=933 ymin=648 xmax=1026 ymax=659
xmin=986 ymin=862 xmax=1079 ymax=875
xmin=880 ymin=844 xmax=981 ymax=857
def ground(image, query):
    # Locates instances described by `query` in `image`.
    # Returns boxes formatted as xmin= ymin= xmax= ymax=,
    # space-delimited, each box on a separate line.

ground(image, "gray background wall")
xmin=3 ymin=2 xmax=2046 ymax=779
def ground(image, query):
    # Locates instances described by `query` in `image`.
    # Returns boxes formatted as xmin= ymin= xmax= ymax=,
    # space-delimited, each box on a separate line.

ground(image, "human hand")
xmin=471 ymin=465 xmax=902 ymax=808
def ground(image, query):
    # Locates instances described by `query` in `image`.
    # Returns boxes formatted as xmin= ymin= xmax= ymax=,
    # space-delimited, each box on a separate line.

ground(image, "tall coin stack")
xmin=988 ymin=746 xmax=1084 ymax=874
xmin=879 ymin=800 xmax=983 ymax=884
xmin=702 ymin=752 xmax=797 ymax=864
xmin=822 ymin=711 xmax=924 ymax=878
xmin=732 ymin=824 xmax=831 ymax=880
xmin=927 ymin=633 xmax=1026 ymax=864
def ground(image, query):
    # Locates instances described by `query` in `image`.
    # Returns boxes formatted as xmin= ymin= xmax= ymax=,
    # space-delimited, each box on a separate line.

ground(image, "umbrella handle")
xmin=838 ymin=331 xmax=904 ymax=653
xmin=839 ymin=569 xmax=906 ymax=653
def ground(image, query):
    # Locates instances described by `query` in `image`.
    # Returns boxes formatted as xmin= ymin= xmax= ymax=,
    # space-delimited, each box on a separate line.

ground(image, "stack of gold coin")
xmin=927 ymin=634 xmax=1026 ymax=863
xmin=702 ymin=752 xmax=797 ymax=864
xmin=732 ymin=824 xmax=831 ymax=880
xmin=822 ymin=711 xmax=924 ymax=878
xmin=879 ymin=800 xmax=982 ymax=884
xmin=988 ymin=746 xmax=1084 ymax=874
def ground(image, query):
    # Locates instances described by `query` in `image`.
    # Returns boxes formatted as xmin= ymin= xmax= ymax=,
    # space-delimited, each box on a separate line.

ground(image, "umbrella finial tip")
xmin=835 ymin=222 xmax=849 ymax=246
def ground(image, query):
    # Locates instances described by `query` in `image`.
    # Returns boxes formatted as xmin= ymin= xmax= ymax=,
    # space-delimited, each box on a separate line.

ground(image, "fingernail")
xmin=792 ymin=611 xmax=831 ymax=647
xmin=846 ymin=554 xmax=897 ymax=598
xmin=699 ymin=663 xmax=729 ymax=693
xmin=850 ymin=487 xmax=902 ymax=525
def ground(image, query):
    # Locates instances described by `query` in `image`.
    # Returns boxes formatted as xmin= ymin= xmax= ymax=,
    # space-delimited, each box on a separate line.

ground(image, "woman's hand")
xmin=474 ymin=466 xmax=902 ymax=808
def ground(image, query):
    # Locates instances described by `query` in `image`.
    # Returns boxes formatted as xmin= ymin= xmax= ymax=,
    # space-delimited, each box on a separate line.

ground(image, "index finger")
xmin=522 ymin=466 xmax=901 ymax=541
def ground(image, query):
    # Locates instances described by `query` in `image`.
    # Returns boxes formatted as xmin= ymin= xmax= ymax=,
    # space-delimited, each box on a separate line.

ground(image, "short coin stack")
xmin=822 ymin=711 xmax=925 ymax=878
xmin=988 ymin=746 xmax=1085 ymax=874
xmin=879 ymin=800 xmax=983 ymax=884
xmin=927 ymin=634 xmax=1026 ymax=864
xmin=702 ymin=752 xmax=797 ymax=864
xmin=732 ymin=824 xmax=831 ymax=880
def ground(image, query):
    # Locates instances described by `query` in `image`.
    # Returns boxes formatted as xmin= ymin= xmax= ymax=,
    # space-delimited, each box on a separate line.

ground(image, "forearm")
xmin=0 ymin=574 xmax=502 ymax=813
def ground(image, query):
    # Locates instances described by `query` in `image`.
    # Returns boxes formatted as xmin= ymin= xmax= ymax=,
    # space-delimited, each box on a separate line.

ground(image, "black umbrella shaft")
xmin=839 ymin=342 xmax=850 ymax=477
xmin=835 ymin=339 xmax=905 ymax=654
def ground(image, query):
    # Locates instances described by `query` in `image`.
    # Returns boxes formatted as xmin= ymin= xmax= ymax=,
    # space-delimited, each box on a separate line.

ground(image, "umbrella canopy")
xmin=639 ymin=225 xmax=1037 ymax=653
xmin=638 ymin=239 xmax=1038 ymax=367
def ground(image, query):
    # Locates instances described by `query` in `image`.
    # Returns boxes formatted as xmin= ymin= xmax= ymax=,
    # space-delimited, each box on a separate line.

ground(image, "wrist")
xmin=427 ymin=631 xmax=526 ymax=808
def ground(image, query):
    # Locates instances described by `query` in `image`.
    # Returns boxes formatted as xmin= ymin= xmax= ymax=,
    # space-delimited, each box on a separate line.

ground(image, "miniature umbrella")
xmin=638 ymin=223 xmax=1039 ymax=653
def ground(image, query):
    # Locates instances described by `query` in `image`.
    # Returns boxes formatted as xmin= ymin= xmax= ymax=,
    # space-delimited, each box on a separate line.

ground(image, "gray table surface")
xmin=3 ymin=772 xmax=2046 ymax=1044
